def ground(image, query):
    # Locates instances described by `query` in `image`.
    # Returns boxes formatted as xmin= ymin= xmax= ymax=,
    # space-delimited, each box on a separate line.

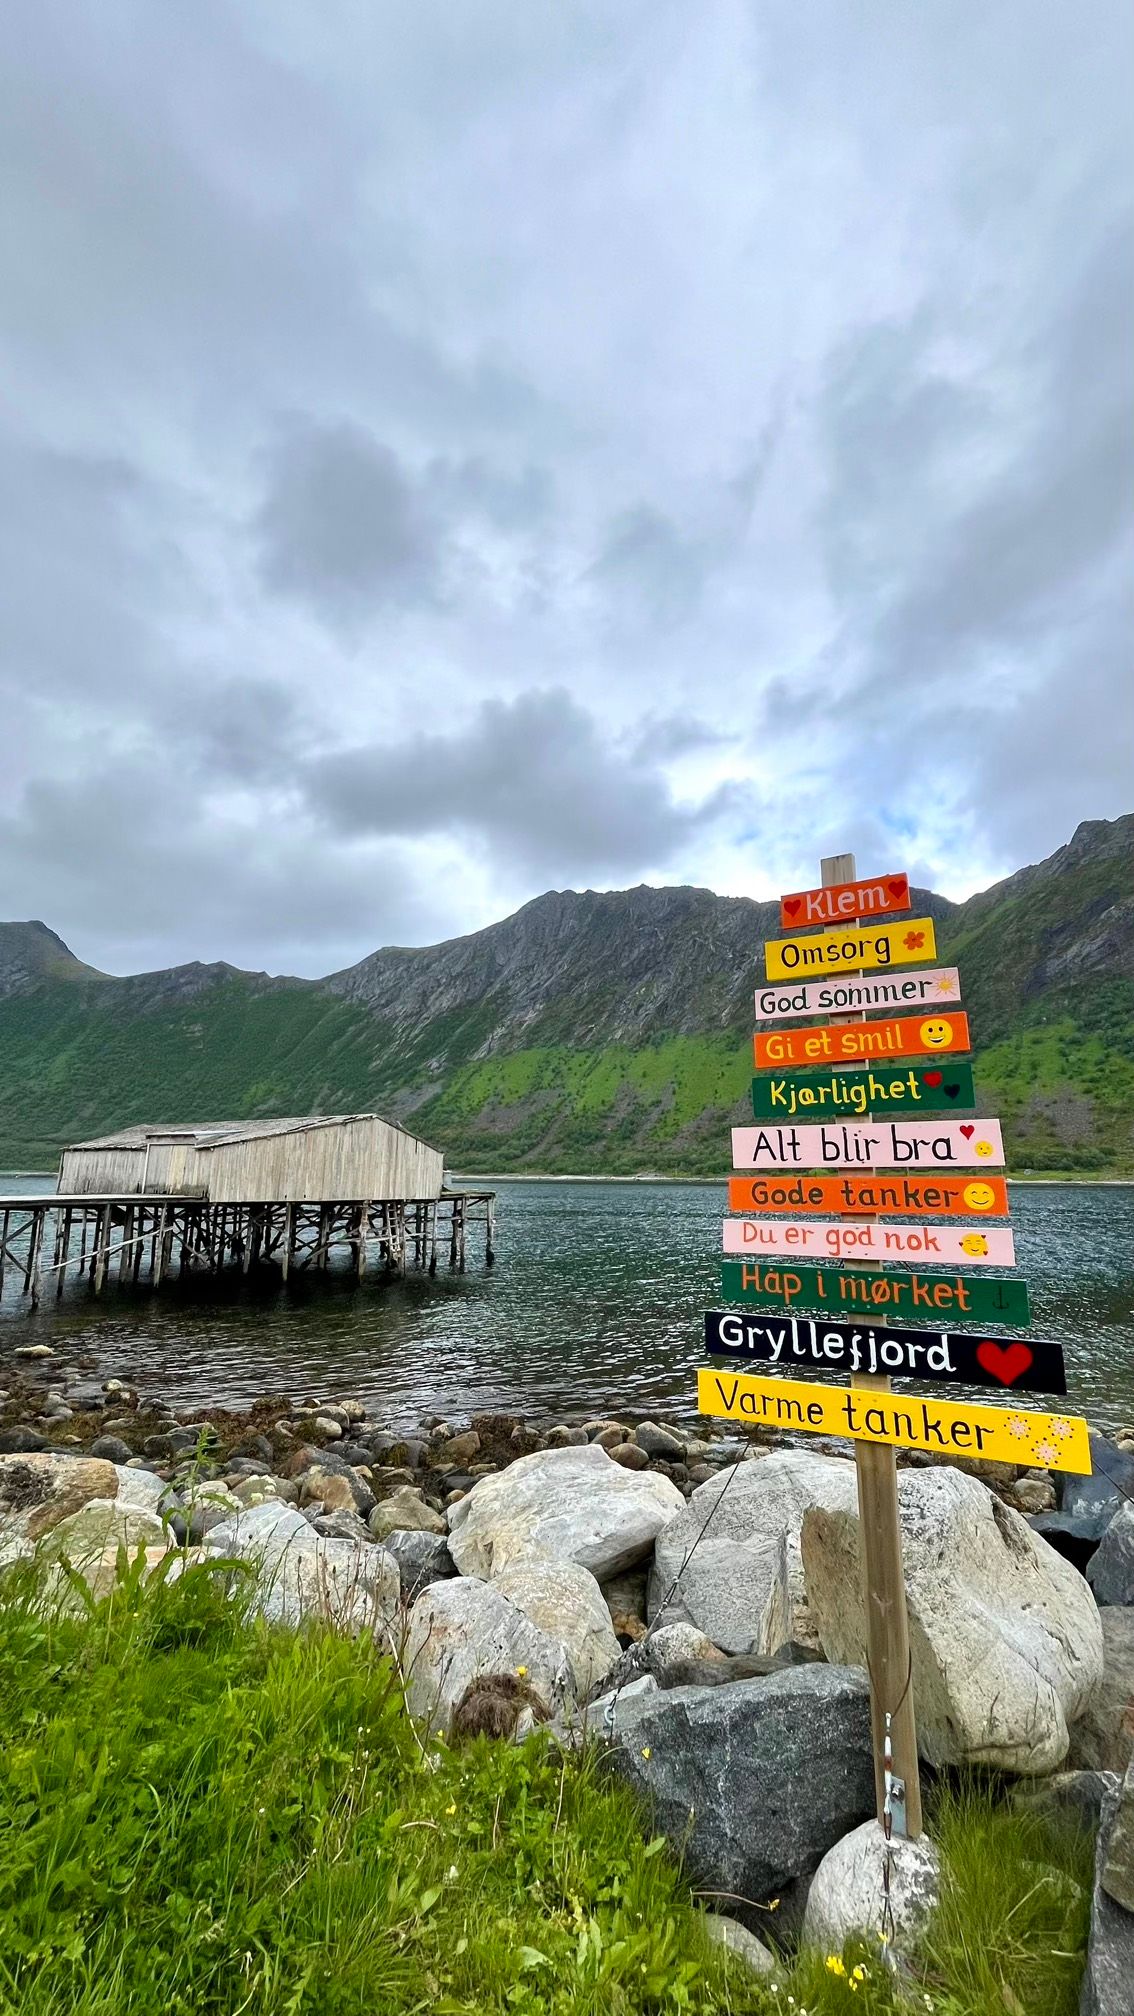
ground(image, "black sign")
xmin=704 ymin=1309 xmax=1067 ymax=1395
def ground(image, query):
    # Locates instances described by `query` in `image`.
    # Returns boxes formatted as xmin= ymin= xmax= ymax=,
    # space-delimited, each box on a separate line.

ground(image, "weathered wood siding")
xmin=58 ymin=1145 xmax=147 ymax=1194
xmin=140 ymin=1141 xmax=210 ymax=1196
xmin=204 ymin=1117 xmax=444 ymax=1203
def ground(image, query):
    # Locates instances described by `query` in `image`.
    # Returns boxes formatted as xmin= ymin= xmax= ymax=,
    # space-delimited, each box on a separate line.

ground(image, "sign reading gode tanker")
xmin=727 ymin=1173 xmax=1010 ymax=1217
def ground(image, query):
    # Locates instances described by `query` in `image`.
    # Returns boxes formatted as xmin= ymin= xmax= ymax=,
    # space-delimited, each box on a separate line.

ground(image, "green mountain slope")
xmin=0 ymin=815 xmax=1130 ymax=1174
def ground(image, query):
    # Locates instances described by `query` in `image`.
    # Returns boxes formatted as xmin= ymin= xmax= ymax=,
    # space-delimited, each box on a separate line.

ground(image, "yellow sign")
xmin=697 ymin=1368 xmax=1092 ymax=1475
xmin=764 ymin=917 xmax=938 ymax=982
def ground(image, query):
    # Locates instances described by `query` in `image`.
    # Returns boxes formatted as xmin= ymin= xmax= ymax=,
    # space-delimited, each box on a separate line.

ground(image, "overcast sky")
xmin=1 ymin=1 xmax=1130 ymax=977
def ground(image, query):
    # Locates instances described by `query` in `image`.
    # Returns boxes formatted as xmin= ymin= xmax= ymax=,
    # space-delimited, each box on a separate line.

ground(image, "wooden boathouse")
xmin=0 ymin=1114 xmax=494 ymax=1306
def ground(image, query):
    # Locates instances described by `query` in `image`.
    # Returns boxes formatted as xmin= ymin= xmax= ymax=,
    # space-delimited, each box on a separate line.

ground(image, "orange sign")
xmin=754 ymin=1010 xmax=970 ymax=1070
xmin=727 ymin=1173 xmax=1009 ymax=1218
xmin=780 ymin=872 xmax=909 ymax=930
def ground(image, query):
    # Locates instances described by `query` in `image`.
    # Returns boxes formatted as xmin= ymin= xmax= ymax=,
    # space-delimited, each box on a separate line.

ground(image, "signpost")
xmin=719 ymin=1257 xmax=1030 ymax=1326
xmin=754 ymin=1009 xmax=970 ymax=1068
xmin=763 ymin=916 xmax=937 ymax=981
xmin=727 ymin=1173 xmax=1010 ymax=1217
xmin=751 ymin=1062 xmax=976 ymax=1119
xmin=755 ymin=968 xmax=962 ymax=1022
xmin=722 ymin=1216 xmax=1016 ymax=1266
xmin=732 ymin=1118 xmax=1005 ymax=1169
xmin=704 ymin=1310 xmax=1066 ymax=1394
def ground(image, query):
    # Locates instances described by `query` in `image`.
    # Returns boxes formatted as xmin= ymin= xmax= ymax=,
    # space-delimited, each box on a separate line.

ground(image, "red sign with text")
xmin=780 ymin=872 xmax=910 ymax=931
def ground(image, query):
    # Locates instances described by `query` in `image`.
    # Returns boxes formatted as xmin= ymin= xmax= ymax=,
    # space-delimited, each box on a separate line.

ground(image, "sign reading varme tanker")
xmin=754 ymin=1010 xmax=970 ymax=1069
xmin=698 ymin=1369 xmax=1091 ymax=1473
xmin=720 ymin=1258 xmax=1030 ymax=1325
xmin=704 ymin=1310 xmax=1065 ymax=1394
xmin=763 ymin=917 xmax=937 ymax=981
xmin=722 ymin=1216 xmax=1016 ymax=1266
xmin=727 ymin=1173 xmax=1010 ymax=1217
xmin=779 ymin=871 xmax=910 ymax=929
xmin=754 ymin=969 xmax=962 ymax=1022
xmin=751 ymin=1062 xmax=976 ymax=1119
xmin=732 ymin=1119 xmax=1005 ymax=1169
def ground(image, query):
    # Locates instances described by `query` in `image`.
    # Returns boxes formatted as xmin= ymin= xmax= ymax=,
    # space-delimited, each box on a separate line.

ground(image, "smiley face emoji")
xmin=960 ymin=1232 xmax=989 ymax=1257
xmin=974 ymin=1140 xmax=994 ymax=1158
xmin=919 ymin=1017 xmax=953 ymax=1049
xmin=963 ymin=1181 xmax=997 ymax=1212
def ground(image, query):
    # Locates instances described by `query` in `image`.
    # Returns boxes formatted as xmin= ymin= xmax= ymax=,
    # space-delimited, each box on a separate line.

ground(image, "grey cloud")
xmin=304 ymin=687 xmax=733 ymax=875
xmin=256 ymin=422 xmax=442 ymax=616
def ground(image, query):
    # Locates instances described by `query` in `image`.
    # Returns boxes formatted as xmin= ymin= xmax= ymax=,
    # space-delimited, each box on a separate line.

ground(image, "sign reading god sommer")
xmin=751 ymin=1062 xmax=976 ymax=1119
xmin=704 ymin=1311 xmax=1065 ymax=1394
xmin=720 ymin=1258 xmax=1030 ymax=1326
xmin=732 ymin=1119 xmax=1005 ymax=1170
xmin=697 ymin=1369 xmax=1091 ymax=1474
xmin=754 ymin=969 xmax=962 ymax=1023
xmin=763 ymin=917 xmax=937 ymax=981
xmin=754 ymin=1010 xmax=970 ymax=1069
xmin=727 ymin=1174 xmax=1010 ymax=1218
xmin=723 ymin=1216 xmax=1016 ymax=1267
xmin=779 ymin=871 xmax=910 ymax=929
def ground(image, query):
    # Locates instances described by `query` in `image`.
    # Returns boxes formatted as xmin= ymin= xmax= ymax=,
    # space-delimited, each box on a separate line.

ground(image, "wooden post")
xmin=93 ymin=1205 xmax=111 ymax=1296
xmin=281 ymin=1202 xmax=296 ymax=1283
xmin=821 ymin=852 xmax=922 ymax=1840
xmin=118 ymin=1206 xmax=134 ymax=1286
xmin=56 ymin=1206 xmax=73 ymax=1299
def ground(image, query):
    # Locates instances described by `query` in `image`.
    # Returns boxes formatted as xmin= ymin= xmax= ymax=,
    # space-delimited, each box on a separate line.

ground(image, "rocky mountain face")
xmin=0 ymin=814 xmax=1130 ymax=1174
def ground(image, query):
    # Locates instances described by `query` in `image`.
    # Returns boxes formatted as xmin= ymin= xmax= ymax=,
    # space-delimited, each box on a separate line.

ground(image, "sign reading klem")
xmin=780 ymin=872 xmax=910 ymax=930
xmin=732 ymin=1119 xmax=1005 ymax=1170
xmin=697 ymin=1368 xmax=1091 ymax=1474
xmin=754 ymin=1011 xmax=970 ymax=1070
xmin=764 ymin=917 xmax=937 ymax=981
xmin=704 ymin=1310 xmax=1064 ymax=1394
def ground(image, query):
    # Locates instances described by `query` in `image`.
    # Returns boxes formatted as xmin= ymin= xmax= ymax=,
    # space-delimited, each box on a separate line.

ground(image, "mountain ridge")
xmin=0 ymin=813 xmax=1130 ymax=1174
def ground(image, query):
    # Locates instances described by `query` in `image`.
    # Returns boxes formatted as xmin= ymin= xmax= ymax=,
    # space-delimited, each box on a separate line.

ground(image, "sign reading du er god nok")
xmin=754 ymin=1010 xmax=970 ymax=1069
xmin=732 ymin=1119 xmax=1005 ymax=1169
xmin=704 ymin=1310 xmax=1065 ymax=1394
xmin=763 ymin=916 xmax=937 ymax=981
xmin=751 ymin=1061 xmax=976 ymax=1119
xmin=722 ymin=1215 xmax=1016 ymax=1267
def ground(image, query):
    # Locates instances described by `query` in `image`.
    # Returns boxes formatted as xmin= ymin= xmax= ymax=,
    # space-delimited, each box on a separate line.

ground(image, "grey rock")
xmin=142 ymin=1435 xmax=175 ymax=1460
xmin=1069 ymin=1611 xmax=1134 ymax=1774
xmin=546 ymin=1425 xmax=589 ymax=1448
xmin=700 ymin=1912 xmax=776 ymax=1978
xmin=1081 ymin=1765 xmax=1134 ymax=2015
xmin=369 ymin=1487 xmax=446 ymax=1541
xmin=313 ymin=1415 xmax=343 ymax=1439
xmin=0 ymin=1427 xmax=45 ymax=1454
xmin=1030 ymin=1509 xmax=1109 ymax=1573
xmin=1065 ymin=1437 xmax=1134 ymax=1530
xmin=403 ymin=1577 xmax=575 ymax=1734
xmin=1102 ymin=1760 xmax=1134 ymax=1914
xmin=298 ymin=1465 xmax=375 ymax=1518
xmin=334 ymin=1441 xmax=374 ymax=1468
xmin=803 ymin=1822 xmax=940 ymax=1958
xmin=205 ymin=1500 xmax=399 ymax=1632
xmin=599 ymin=1665 xmax=875 ymax=1915
xmin=112 ymin=1466 xmax=171 ymax=1514
xmin=447 ymin=1444 xmax=683 ymax=1581
xmin=634 ymin=1422 xmax=685 ymax=1460
xmin=383 ymin=1528 xmax=456 ymax=1601
xmin=88 ymin=1435 xmax=134 ymax=1465
xmin=1012 ymin=1771 xmax=1119 ymax=1834
xmin=609 ymin=1442 xmax=650 ymax=1471
xmin=310 ymin=1508 xmax=373 ymax=1544
xmin=492 ymin=1557 xmax=620 ymax=1696
xmin=1089 ymin=1506 xmax=1134 ymax=1607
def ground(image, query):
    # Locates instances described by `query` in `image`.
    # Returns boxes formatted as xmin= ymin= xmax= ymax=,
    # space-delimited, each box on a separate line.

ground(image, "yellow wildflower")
xmin=640 ymin=1745 xmax=652 ymax=1759
xmin=516 ymin=1665 xmax=528 ymax=1678
xmin=825 ymin=1955 xmax=846 ymax=1977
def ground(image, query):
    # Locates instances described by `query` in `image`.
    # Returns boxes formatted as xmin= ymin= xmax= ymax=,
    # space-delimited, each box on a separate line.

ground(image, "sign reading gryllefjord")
xmin=704 ymin=1310 xmax=1065 ymax=1394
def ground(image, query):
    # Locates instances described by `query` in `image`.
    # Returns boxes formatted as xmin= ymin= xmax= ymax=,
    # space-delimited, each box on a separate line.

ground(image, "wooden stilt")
xmin=154 ymin=1204 xmax=169 ymax=1286
xmin=56 ymin=1206 xmax=73 ymax=1299
xmin=281 ymin=1201 xmax=296 ymax=1283
xmin=93 ymin=1205 xmax=111 ymax=1296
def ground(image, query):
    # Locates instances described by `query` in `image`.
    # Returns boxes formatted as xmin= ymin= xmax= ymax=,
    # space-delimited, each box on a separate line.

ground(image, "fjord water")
xmin=1 ymin=1176 xmax=1132 ymax=1431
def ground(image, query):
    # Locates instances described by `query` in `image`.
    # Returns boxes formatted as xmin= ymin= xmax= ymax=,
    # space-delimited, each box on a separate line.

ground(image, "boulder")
xmin=0 ymin=1428 xmax=47 ymax=1453
xmin=1064 ymin=1437 xmax=1134 ymax=1534
xmin=403 ymin=1578 xmax=575 ymax=1735
xmin=1068 ymin=1611 xmax=1134 ymax=1774
xmin=41 ymin=1499 xmax=166 ymax=1561
xmin=642 ymin=1622 xmax=725 ymax=1684
xmin=299 ymin=1465 xmax=375 ymax=1518
xmin=802 ymin=1820 xmax=940 ymax=1958
xmin=492 ymin=1558 xmax=620 ymax=1697
xmin=88 ymin=1434 xmax=134 ymax=1464
xmin=446 ymin=1445 xmax=683 ymax=1581
xmin=599 ymin=1665 xmax=874 ymax=1915
xmin=1081 ymin=1765 xmax=1134 ymax=2016
xmin=230 ymin=1474 xmax=288 ymax=1509
xmin=546 ymin=1425 xmax=589 ymax=1448
xmin=700 ymin=1913 xmax=775 ymax=1978
xmin=112 ymin=1466 xmax=170 ymax=1514
xmin=1028 ymin=1509 xmax=1106 ymax=1573
xmin=648 ymin=1450 xmax=857 ymax=1653
xmin=1089 ymin=1506 xmax=1134 ymax=1607
xmin=437 ymin=1430 xmax=480 ymax=1466
xmin=205 ymin=1500 xmax=399 ymax=1633
xmin=1012 ymin=1770 xmax=1120 ymax=1835
xmin=309 ymin=1508 xmax=372 ymax=1544
xmin=635 ymin=1422 xmax=686 ymax=1461
xmin=369 ymin=1487 xmax=446 ymax=1542
xmin=383 ymin=1529 xmax=457 ymax=1601
xmin=803 ymin=1466 xmax=1104 ymax=1774
xmin=609 ymin=1443 xmax=650 ymax=1472
xmin=0 ymin=1452 xmax=121 ymax=1550
xmin=182 ymin=1482 xmax=242 ymax=1542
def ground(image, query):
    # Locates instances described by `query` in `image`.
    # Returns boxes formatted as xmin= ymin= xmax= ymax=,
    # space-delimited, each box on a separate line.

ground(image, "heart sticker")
xmin=924 ymin=1071 xmax=943 ymax=1087
xmin=887 ymin=880 xmax=906 ymax=900
xmin=944 ymin=1083 xmax=961 ymax=1100
xmin=976 ymin=1340 xmax=1033 ymax=1386
xmin=960 ymin=1124 xmax=975 ymax=1139
xmin=783 ymin=898 xmax=801 ymax=919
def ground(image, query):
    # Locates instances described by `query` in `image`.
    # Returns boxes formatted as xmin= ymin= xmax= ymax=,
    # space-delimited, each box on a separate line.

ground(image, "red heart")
xmin=783 ymin=898 xmax=801 ymax=918
xmin=887 ymin=879 xmax=906 ymax=900
xmin=975 ymin=1340 xmax=1033 ymax=1386
xmin=924 ymin=1070 xmax=943 ymax=1087
xmin=960 ymin=1124 xmax=975 ymax=1138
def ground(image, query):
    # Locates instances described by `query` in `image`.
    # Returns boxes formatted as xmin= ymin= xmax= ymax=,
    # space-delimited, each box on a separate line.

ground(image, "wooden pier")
xmin=0 ymin=1189 xmax=495 ymax=1308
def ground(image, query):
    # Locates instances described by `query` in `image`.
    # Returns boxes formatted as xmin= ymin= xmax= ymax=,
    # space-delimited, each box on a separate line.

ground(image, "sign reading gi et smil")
xmin=763 ymin=917 xmax=937 ymax=981
xmin=697 ymin=1368 xmax=1091 ymax=1474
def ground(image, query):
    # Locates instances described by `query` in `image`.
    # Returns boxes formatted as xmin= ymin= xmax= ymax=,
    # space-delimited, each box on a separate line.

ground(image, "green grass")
xmin=0 ymin=1555 xmax=1093 ymax=2015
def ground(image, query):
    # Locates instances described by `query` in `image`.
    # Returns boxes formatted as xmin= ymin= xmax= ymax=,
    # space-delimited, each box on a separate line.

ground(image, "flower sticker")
xmin=903 ymin=931 xmax=926 ymax=950
xmin=1007 ymin=1416 xmax=1030 ymax=1440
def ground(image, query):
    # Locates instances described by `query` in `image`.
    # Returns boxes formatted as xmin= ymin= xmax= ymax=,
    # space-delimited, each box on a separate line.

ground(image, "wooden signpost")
xmin=755 ymin=968 xmax=962 ymax=1022
xmin=702 ymin=846 xmax=1088 ymax=1847
xmin=732 ymin=1119 xmax=1005 ymax=1169
xmin=720 ymin=1258 xmax=1030 ymax=1326
xmin=727 ymin=1173 xmax=1010 ymax=1217
xmin=751 ymin=1062 xmax=976 ymax=1119
xmin=763 ymin=916 xmax=937 ymax=981
xmin=704 ymin=1311 xmax=1067 ymax=1395
xmin=722 ymin=1216 xmax=1016 ymax=1266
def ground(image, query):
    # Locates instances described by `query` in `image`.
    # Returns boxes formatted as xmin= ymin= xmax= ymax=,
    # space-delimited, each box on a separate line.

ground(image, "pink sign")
xmin=722 ymin=1218 xmax=1016 ymax=1267
xmin=753 ymin=968 xmax=962 ymax=1023
xmin=731 ymin=1119 xmax=1005 ymax=1170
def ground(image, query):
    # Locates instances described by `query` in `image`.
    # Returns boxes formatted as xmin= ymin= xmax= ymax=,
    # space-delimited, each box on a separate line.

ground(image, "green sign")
xmin=751 ymin=1060 xmax=976 ymax=1120
xmin=720 ymin=1257 xmax=1031 ymax=1327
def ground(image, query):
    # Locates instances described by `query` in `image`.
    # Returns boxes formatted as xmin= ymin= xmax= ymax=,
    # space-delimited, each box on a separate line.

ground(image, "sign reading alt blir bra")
xmin=732 ymin=1119 xmax=1005 ymax=1169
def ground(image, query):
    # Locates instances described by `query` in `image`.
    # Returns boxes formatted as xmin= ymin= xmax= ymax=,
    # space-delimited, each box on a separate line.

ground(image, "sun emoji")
xmin=959 ymin=1233 xmax=989 ymax=1257
xmin=974 ymin=1140 xmax=994 ymax=1159
xmin=935 ymin=976 xmax=956 ymax=995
